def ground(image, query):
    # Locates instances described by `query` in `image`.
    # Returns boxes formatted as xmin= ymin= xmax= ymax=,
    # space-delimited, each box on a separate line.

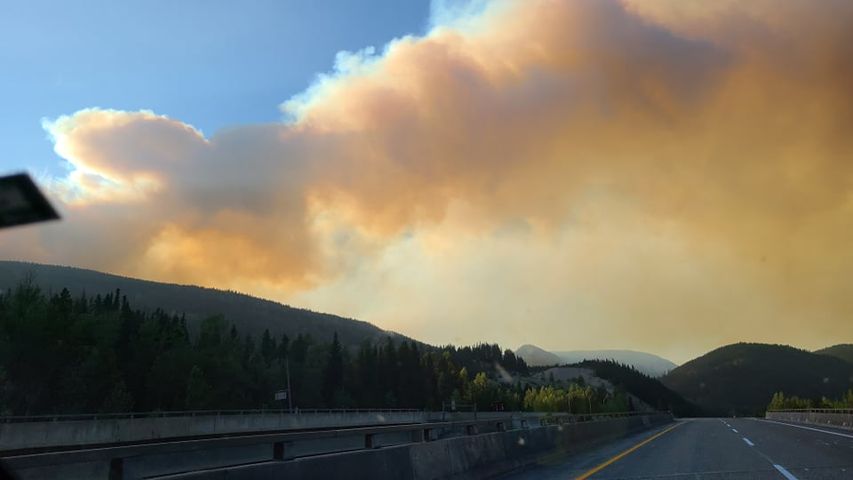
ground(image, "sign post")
xmin=286 ymin=357 xmax=293 ymax=413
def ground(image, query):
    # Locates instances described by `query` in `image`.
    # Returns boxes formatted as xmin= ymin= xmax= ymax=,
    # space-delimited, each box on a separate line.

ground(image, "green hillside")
xmin=815 ymin=344 xmax=853 ymax=364
xmin=576 ymin=360 xmax=702 ymax=417
xmin=0 ymin=261 xmax=406 ymax=349
xmin=0 ymin=280 xmax=533 ymax=414
xmin=662 ymin=343 xmax=853 ymax=416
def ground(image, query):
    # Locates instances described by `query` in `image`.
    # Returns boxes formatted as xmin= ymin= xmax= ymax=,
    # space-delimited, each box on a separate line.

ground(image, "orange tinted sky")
xmin=4 ymin=0 xmax=853 ymax=363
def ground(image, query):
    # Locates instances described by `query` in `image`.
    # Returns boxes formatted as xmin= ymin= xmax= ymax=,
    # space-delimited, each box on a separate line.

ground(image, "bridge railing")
xmin=0 ymin=408 xmax=661 ymax=424
xmin=532 ymin=410 xmax=657 ymax=426
xmin=765 ymin=408 xmax=853 ymax=432
xmin=0 ymin=410 xmax=673 ymax=480
xmin=0 ymin=408 xmax=423 ymax=424
xmin=766 ymin=408 xmax=853 ymax=414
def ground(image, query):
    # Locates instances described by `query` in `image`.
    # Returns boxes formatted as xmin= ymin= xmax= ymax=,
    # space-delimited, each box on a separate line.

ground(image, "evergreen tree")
xmin=0 ymin=281 xmax=623 ymax=414
xmin=185 ymin=365 xmax=211 ymax=409
xmin=322 ymin=333 xmax=344 ymax=406
xmin=261 ymin=329 xmax=276 ymax=366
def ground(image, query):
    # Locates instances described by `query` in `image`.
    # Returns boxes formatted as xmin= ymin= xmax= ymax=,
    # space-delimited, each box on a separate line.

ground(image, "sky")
xmin=2 ymin=0 xmax=852 ymax=364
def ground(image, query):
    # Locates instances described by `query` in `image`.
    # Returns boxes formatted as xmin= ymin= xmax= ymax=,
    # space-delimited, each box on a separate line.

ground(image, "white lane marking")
xmin=732 ymin=428 xmax=738 ymax=433
xmin=743 ymin=437 xmax=755 ymax=446
xmin=761 ymin=419 xmax=853 ymax=440
xmin=774 ymin=464 xmax=799 ymax=480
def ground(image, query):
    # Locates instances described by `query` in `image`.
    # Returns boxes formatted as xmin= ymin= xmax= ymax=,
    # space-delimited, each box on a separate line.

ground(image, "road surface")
xmin=501 ymin=417 xmax=853 ymax=479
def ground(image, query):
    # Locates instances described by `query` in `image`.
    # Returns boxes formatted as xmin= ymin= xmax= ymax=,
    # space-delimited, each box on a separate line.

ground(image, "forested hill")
xmin=576 ymin=360 xmax=701 ymax=417
xmin=0 ymin=261 xmax=405 ymax=349
xmin=815 ymin=344 xmax=853 ymax=364
xmin=662 ymin=343 xmax=853 ymax=416
xmin=0 ymin=281 xmax=530 ymax=414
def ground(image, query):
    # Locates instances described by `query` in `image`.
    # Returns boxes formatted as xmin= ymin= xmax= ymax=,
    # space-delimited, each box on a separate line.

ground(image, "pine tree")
xmin=185 ymin=365 xmax=211 ymax=409
xmin=322 ymin=333 xmax=344 ymax=406
xmin=261 ymin=329 xmax=276 ymax=366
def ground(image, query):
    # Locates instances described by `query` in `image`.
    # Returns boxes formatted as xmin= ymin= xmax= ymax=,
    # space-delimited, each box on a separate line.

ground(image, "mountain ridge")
xmin=0 ymin=260 xmax=407 ymax=349
xmin=515 ymin=344 xmax=562 ymax=366
xmin=662 ymin=342 xmax=853 ymax=415
xmin=552 ymin=349 xmax=676 ymax=377
xmin=815 ymin=344 xmax=853 ymax=364
xmin=6 ymin=261 xmax=850 ymax=417
xmin=516 ymin=344 xmax=676 ymax=377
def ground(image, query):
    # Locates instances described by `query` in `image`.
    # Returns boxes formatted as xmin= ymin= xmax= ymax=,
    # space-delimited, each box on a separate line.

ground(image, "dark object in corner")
xmin=0 ymin=173 xmax=60 ymax=229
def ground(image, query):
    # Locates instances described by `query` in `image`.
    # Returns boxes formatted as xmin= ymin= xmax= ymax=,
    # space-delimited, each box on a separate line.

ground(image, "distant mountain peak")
xmin=515 ymin=344 xmax=562 ymax=366
xmin=515 ymin=343 xmax=677 ymax=377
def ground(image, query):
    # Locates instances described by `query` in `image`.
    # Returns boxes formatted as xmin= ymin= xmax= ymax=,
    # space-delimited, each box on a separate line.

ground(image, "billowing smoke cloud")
xmin=5 ymin=0 xmax=852 ymax=361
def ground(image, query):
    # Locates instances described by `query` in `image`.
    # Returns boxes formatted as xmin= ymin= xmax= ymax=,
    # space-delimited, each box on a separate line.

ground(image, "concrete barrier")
xmin=3 ymin=415 xmax=518 ymax=479
xmin=0 ymin=409 xmax=638 ymax=452
xmin=766 ymin=409 xmax=853 ymax=431
xmin=157 ymin=413 xmax=673 ymax=480
xmin=0 ymin=411 xmax=428 ymax=451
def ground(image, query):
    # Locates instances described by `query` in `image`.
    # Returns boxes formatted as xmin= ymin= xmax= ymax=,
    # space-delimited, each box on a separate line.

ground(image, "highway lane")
xmin=501 ymin=417 xmax=853 ymax=479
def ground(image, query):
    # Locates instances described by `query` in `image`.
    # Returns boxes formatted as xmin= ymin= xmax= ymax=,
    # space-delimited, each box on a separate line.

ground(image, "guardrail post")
xmin=108 ymin=458 xmax=123 ymax=480
xmin=273 ymin=442 xmax=286 ymax=460
xmin=465 ymin=424 xmax=477 ymax=435
xmin=496 ymin=421 xmax=506 ymax=432
xmin=520 ymin=419 xmax=528 ymax=429
xmin=365 ymin=434 xmax=374 ymax=449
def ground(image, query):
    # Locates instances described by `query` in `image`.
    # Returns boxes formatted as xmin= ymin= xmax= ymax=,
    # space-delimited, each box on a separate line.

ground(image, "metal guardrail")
xmin=0 ymin=408 xmax=423 ymax=424
xmin=0 ymin=408 xmax=658 ymax=424
xmin=533 ymin=410 xmax=655 ymax=426
xmin=1 ymin=417 xmax=508 ymax=467
xmin=766 ymin=408 xmax=853 ymax=414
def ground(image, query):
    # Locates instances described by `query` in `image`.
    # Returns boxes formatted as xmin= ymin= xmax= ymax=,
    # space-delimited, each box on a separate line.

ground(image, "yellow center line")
xmin=575 ymin=421 xmax=686 ymax=480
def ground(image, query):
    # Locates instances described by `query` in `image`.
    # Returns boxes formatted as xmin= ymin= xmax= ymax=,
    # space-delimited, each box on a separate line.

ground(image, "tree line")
xmin=575 ymin=360 xmax=702 ymax=416
xmin=768 ymin=390 xmax=853 ymax=410
xmin=0 ymin=281 xmax=645 ymax=416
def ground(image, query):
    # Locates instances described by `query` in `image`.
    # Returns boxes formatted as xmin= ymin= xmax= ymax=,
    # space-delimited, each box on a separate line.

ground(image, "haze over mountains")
xmin=515 ymin=345 xmax=563 ymax=368
xmin=516 ymin=344 xmax=677 ymax=377
xmin=517 ymin=342 xmax=853 ymax=416
xmin=1 ymin=261 xmax=701 ymax=416
xmin=3 ymin=261 xmax=851 ymax=417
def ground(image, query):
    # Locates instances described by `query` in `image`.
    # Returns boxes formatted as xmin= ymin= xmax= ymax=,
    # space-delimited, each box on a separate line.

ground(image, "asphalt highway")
xmin=501 ymin=417 xmax=853 ymax=479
